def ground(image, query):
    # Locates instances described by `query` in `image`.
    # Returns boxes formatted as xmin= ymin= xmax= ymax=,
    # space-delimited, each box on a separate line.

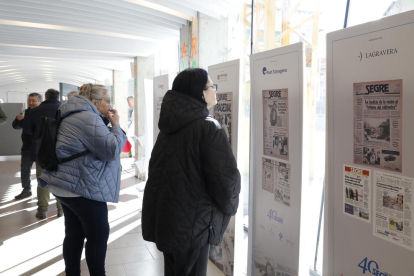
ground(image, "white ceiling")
xmin=0 ymin=0 xmax=241 ymax=86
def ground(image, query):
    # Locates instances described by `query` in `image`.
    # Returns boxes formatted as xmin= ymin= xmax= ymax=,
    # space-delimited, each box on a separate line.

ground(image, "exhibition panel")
xmin=248 ymin=42 xmax=304 ymax=276
xmin=207 ymin=59 xmax=242 ymax=276
xmin=325 ymin=10 xmax=414 ymax=276
xmin=152 ymin=74 xmax=169 ymax=146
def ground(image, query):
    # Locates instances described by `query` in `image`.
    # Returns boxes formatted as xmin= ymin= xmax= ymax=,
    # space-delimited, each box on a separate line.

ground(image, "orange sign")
xmin=192 ymin=37 xmax=197 ymax=56
xmin=181 ymin=42 xmax=187 ymax=58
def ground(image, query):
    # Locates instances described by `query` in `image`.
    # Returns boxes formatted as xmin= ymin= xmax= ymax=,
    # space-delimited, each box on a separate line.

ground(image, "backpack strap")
xmin=60 ymin=150 xmax=89 ymax=164
xmin=56 ymin=110 xmax=89 ymax=164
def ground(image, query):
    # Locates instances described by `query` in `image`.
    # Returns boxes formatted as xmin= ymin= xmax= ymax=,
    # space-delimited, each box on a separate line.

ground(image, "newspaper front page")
xmin=213 ymin=92 xmax=233 ymax=146
xmin=209 ymin=92 xmax=234 ymax=275
xmin=343 ymin=165 xmax=371 ymax=223
xmin=263 ymin=89 xmax=289 ymax=160
xmin=354 ymin=80 xmax=403 ymax=172
xmin=262 ymin=158 xmax=291 ymax=207
xmin=373 ymin=171 xmax=413 ymax=251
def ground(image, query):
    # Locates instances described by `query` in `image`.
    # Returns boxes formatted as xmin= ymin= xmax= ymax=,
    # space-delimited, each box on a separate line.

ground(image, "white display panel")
xmin=249 ymin=43 xmax=304 ymax=276
xmin=207 ymin=59 xmax=242 ymax=276
xmin=152 ymin=75 xmax=169 ymax=146
xmin=325 ymin=10 xmax=414 ymax=276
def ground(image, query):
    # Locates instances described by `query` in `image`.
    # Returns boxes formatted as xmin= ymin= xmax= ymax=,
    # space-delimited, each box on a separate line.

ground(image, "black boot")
xmin=15 ymin=190 xmax=32 ymax=200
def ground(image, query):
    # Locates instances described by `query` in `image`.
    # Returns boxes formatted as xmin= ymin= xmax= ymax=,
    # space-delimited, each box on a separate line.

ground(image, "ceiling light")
xmin=0 ymin=69 xmax=17 ymax=73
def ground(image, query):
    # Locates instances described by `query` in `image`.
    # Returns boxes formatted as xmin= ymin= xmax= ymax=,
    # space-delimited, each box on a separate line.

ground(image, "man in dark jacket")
xmin=23 ymin=89 xmax=63 ymax=219
xmin=12 ymin=93 xmax=42 ymax=199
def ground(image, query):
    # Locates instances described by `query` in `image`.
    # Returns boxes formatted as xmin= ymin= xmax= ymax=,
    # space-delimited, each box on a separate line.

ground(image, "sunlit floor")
xmin=0 ymin=156 xmax=163 ymax=276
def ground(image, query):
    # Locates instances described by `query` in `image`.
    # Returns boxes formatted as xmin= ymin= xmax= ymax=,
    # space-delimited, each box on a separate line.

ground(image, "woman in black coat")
xmin=142 ymin=68 xmax=241 ymax=276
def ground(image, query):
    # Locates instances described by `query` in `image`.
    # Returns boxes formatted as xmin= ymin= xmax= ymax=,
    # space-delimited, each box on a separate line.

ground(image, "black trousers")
xmin=20 ymin=150 xmax=34 ymax=191
xmin=163 ymin=243 xmax=210 ymax=276
xmin=55 ymin=196 xmax=109 ymax=276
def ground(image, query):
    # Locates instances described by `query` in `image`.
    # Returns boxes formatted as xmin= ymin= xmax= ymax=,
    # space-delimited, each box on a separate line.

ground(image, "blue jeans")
xmin=55 ymin=196 xmax=109 ymax=276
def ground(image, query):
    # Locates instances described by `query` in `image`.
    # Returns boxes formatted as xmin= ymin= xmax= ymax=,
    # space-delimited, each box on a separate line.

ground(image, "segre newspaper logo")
xmin=262 ymin=67 xmax=288 ymax=75
xmin=357 ymin=257 xmax=393 ymax=276
xmin=217 ymin=73 xmax=227 ymax=81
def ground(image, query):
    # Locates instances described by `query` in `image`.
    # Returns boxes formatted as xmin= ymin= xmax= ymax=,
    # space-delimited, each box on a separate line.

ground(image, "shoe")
xmin=57 ymin=211 xmax=64 ymax=218
xmin=15 ymin=190 xmax=32 ymax=200
xmin=35 ymin=212 xmax=46 ymax=219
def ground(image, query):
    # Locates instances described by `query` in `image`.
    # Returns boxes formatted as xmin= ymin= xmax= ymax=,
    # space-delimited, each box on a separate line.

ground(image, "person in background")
xmin=22 ymin=89 xmax=63 ymax=219
xmin=38 ymin=84 xmax=126 ymax=276
xmin=12 ymin=93 xmax=43 ymax=199
xmin=67 ymin=90 xmax=79 ymax=99
xmin=0 ymin=105 xmax=7 ymax=125
xmin=142 ymin=68 xmax=241 ymax=276
xmin=126 ymin=96 xmax=135 ymax=158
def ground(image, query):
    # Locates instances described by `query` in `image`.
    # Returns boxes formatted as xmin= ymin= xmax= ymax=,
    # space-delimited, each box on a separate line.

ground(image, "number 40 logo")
xmin=358 ymin=257 xmax=389 ymax=276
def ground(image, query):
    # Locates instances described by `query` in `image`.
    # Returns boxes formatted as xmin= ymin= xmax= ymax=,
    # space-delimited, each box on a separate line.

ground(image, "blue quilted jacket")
xmin=38 ymin=95 xmax=127 ymax=203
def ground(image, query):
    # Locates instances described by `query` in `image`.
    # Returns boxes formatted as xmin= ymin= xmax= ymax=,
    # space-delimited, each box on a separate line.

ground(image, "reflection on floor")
xmin=0 ymin=156 xmax=163 ymax=276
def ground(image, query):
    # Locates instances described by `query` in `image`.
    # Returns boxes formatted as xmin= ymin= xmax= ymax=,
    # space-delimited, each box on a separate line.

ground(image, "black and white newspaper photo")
xmin=353 ymin=80 xmax=402 ymax=172
xmin=262 ymin=158 xmax=274 ymax=194
xmin=263 ymin=89 xmax=289 ymax=160
xmin=254 ymin=251 xmax=275 ymax=276
xmin=274 ymin=161 xmax=291 ymax=207
xmin=262 ymin=158 xmax=291 ymax=207
xmin=343 ymin=165 xmax=371 ymax=223
xmin=212 ymin=92 xmax=233 ymax=146
xmin=373 ymin=171 xmax=413 ymax=251
xmin=156 ymin=95 xmax=163 ymax=119
xmin=254 ymin=250 xmax=297 ymax=276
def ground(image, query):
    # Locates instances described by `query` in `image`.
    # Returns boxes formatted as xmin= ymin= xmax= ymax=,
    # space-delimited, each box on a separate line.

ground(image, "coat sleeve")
xmin=12 ymin=114 xmax=23 ymax=129
xmin=202 ymin=128 xmax=241 ymax=216
xmin=81 ymin=115 xmax=127 ymax=162
xmin=22 ymin=111 xmax=35 ymax=134
xmin=0 ymin=106 xmax=7 ymax=126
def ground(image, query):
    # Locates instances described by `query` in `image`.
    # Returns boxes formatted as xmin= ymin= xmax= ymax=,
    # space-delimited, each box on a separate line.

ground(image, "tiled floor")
xmin=0 ymin=156 xmax=164 ymax=276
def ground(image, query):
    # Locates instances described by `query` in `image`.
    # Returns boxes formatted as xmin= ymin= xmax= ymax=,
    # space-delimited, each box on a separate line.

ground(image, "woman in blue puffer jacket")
xmin=38 ymin=83 xmax=127 ymax=276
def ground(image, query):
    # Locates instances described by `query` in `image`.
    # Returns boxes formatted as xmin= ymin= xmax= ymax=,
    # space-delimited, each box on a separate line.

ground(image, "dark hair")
xmin=28 ymin=93 xmax=42 ymax=101
xmin=45 ymin=89 xmax=60 ymax=100
xmin=172 ymin=68 xmax=208 ymax=105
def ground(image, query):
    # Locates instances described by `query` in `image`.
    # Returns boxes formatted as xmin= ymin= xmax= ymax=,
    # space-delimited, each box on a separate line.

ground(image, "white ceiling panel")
xmin=0 ymin=0 xmax=241 ymax=86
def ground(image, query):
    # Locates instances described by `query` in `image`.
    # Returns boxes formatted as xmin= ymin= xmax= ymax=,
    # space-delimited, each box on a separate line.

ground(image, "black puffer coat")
xmin=142 ymin=90 xmax=241 ymax=253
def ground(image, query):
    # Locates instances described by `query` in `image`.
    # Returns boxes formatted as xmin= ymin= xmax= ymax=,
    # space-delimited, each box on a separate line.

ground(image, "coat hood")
xmin=158 ymin=90 xmax=209 ymax=134
xmin=59 ymin=95 xmax=102 ymax=119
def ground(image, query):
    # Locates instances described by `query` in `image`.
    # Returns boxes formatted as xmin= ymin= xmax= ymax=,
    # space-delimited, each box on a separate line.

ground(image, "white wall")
xmin=0 ymin=81 xmax=60 ymax=103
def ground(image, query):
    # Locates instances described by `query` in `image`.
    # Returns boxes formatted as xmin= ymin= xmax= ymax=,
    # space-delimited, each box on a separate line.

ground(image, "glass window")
xmin=347 ymin=0 xmax=414 ymax=27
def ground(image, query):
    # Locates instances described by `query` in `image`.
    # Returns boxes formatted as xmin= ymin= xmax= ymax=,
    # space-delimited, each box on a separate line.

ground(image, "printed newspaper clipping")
xmin=254 ymin=250 xmax=297 ymax=276
xmin=343 ymin=165 xmax=371 ymax=223
xmin=213 ymin=92 xmax=233 ymax=146
xmin=354 ymin=79 xmax=402 ymax=172
xmin=373 ymin=171 xmax=413 ymax=251
xmin=155 ymin=95 xmax=163 ymax=126
xmin=262 ymin=158 xmax=291 ymax=207
xmin=263 ymin=89 xmax=289 ymax=160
